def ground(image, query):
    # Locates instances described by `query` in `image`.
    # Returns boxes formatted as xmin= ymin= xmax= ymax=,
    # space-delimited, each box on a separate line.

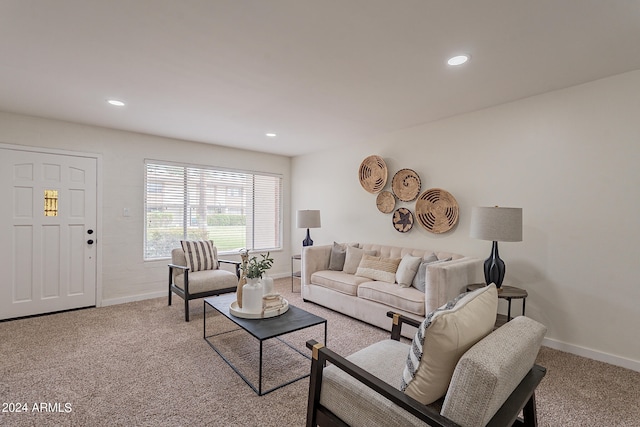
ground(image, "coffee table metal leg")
xmin=259 ymin=340 xmax=263 ymax=395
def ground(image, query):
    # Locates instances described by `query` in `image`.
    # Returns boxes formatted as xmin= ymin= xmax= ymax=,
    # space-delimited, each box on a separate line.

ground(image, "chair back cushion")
xmin=180 ymin=240 xmax=219 ymax=272
xmin=441 ymin=316 xmax=547 ymax=427
xmin=401 ymin=284 xmax=498 ymax=405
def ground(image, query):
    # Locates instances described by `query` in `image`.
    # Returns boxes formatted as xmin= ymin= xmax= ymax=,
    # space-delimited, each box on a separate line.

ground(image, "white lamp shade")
xmin=470 ymin=207 xmax=522 ymax=242
xmin=297 ymin=210 xmax=321 ymax=229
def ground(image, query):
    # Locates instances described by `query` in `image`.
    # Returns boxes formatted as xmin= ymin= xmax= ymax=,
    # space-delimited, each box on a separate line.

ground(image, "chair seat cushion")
xmin=357 ymin=281 xmax=425 ymax=316
xmin=320 ymin=340 xmax=429 ymax=427
xmin=175 ymin=269 xmax=237 ymax=294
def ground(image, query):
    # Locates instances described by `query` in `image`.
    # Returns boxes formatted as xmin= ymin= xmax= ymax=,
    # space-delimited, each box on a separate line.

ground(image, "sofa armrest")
xmin=425 ymin=257 xmax=483 ymax=314
xmin=301 ymin=245 xmax=332 ymax=287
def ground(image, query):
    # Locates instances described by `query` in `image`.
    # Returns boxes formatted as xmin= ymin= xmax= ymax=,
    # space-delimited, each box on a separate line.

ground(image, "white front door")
xmin=0 ymin=148 xmax=97 ymax=320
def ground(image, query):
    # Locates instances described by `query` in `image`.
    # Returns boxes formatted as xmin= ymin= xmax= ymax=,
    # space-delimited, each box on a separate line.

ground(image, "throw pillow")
xmin=181 ymin=240 xmax=218 ymax=272
xmin=396 ymin=254 xmax=423 ymax=287
xmin=400 ymin=284 xmax=498 ymax=405
xmin=412 ymin=255 xmax=452 ymax=292
xmin=328 ymin=242 xmax=348 ymax=271
xmin=342 ymin=246 xmax=377 ymax=274
xmin=355 ymin=254 xmax=401 ymax=283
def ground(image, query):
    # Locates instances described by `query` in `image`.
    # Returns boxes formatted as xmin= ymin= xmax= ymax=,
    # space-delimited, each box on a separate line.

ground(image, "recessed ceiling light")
xmin=107 ymin=99 xmax=125 ymax=107
xmin=265 ymin=133 xmax=277 ymax=137
xmin=447 ymin=54 xmax=470 ymax=66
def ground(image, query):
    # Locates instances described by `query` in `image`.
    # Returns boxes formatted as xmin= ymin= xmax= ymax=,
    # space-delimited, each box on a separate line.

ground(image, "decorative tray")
xmin=229 ymin=298 xmax=289 ymax=319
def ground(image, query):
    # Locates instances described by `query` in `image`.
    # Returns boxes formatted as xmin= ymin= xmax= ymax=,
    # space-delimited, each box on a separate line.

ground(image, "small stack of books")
xmin=262 ymin=293 xmax=286 ymax=312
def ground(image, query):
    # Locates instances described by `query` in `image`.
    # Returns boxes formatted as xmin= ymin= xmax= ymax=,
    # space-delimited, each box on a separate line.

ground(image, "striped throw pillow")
xmin=180 ymin=240 xmax=218 ymax=272
xmin=355 ymin=254 xmax=401 ymax=283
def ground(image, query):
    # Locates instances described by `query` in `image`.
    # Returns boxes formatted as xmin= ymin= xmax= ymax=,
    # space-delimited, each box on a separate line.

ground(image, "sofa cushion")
xmin=343 ymin=246 xmax=377 ymax=274
xmin=356 ymin=255 xmax=401 ymax=282
xmin=357 ymin=281 xmax=426 ymax=316
xmin=441 ymin=316 xmax=547 ymax=427
xmin=401 ymin=284 xmax=498 ymax=405
xmin=396 ymin=254 xmax=423 ymax=287
xmin=412 ymin=256 xmax=451 ymax=292
xmin=180 ymin=240 xmax=218 ymax=272
xmin=311 ymin=270 xmax=369 ymax=296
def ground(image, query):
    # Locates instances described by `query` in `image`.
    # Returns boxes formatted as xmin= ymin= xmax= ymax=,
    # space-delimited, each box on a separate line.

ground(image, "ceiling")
xmin=2 ymin=1 xmax=640 ymax=157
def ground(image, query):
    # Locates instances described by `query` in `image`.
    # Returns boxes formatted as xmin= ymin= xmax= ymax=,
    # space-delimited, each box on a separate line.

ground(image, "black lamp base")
xmin=484 ymin=241 xmax=505 ymax=288
xmin=302 ymin=228 xmax=314 ymax=247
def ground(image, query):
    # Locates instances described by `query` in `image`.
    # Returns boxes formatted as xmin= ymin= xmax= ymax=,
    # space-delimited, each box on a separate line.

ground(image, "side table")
xmin=291 ymin=254 xmax=301 ymax=292
xmin=466 ymin=284 xmax=527 ymax=327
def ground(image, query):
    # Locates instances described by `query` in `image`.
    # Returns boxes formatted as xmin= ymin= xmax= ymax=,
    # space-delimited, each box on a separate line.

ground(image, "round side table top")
xmin=466 ymin=284 xmax=527 ymax=299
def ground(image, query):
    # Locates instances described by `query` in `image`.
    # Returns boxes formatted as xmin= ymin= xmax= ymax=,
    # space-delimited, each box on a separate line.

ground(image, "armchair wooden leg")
xmin=168 ymin=268 xmax=173 ymax=306
xmin=522 ymin=393 xmax=538 ymax=427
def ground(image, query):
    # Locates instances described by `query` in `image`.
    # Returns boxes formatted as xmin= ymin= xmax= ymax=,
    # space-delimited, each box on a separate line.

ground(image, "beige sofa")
xmin=302 ymin=243 xmax=483 ymax=337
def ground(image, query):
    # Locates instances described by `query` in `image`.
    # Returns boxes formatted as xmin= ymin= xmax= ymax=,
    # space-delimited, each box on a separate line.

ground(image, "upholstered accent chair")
xmin=306 ymin=312 xmax=547 ymax=427
xmin=168 ymin=242 xmax=240 ymax=321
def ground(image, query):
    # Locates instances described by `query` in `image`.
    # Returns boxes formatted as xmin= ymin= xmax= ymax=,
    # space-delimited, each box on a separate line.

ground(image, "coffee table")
xmin=203 ymin=293 xmax=327 ymax=396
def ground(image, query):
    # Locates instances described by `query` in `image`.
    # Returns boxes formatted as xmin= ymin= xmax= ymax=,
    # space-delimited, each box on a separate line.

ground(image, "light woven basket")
xmin=391 ymin=168 xmax=421 ymax=202
xmin=376 ymin=191 xmax=396 ymax=214
xmin=358 ymin=155 xmax=388 ymax=194
xmin=415 ymin=188 xmax=459 ymax=234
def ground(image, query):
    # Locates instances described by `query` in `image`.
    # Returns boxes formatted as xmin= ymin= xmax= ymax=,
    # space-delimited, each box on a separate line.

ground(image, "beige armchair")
xmin=168 ymin=244 xmax=240 ymax=321
xmin=306 ymin=285 xmax=547 ymax=427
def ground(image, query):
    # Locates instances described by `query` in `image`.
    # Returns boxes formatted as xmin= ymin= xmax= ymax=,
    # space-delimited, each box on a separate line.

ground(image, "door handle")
xmin=87 ymin=239 xmax=94 ymax=245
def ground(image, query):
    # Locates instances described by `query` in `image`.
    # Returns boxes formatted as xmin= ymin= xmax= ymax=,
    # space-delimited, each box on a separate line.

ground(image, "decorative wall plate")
xmin=391 ymin=168 xmax=421 ymax=202
xmin=415 ymin=188 xmax=459 ymax=234
xmin=392 ymin=207 xmax=414 ymax=233
xmin=376 ymin=191 xmax=395 ymax=213
xmin=358 ymin=155 xmax=388 ymax=194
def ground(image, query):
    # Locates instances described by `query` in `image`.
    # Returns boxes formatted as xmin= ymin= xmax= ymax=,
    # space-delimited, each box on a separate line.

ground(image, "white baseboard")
xmin=101 ymin=291 xmax=166 ymax=307
xmin=99 ymin=273 xmax=292 ymax=307
xmin=543 ymin=337 xmax=640 ymax=373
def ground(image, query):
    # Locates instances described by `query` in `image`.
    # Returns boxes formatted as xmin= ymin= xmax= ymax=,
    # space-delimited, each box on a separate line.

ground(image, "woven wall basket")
xmin=415 ymin=188 xmax=459 ymax=234
xmin=392 ymin=207 xmax=414 ymax=233
xmin=376 ymin=191 xmax=395 ymax=214
xmin=358 ymin=155 xmax=388 ymax=194
xmin=391 ymin=168 xmax=421 ymax=202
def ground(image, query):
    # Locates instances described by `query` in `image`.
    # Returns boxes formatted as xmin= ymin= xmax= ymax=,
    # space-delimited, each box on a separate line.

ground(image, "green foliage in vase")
xmin=239 ymin=249 xmax=274 ymax=279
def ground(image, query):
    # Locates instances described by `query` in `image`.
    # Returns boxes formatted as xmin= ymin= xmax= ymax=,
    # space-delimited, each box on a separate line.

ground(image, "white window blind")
xmin=144 ymin=161 xmax=282 ymax=260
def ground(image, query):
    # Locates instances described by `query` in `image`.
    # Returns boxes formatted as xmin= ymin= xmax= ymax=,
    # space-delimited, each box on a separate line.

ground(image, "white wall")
xmin=291 ymin=70 xmax=640 ymax=370
xmin=0 ymin=112 xmax=292 ymax=304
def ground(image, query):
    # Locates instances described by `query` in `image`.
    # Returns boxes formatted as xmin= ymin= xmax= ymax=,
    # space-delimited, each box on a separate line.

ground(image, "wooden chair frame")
xmin=305 ymin=311 xmax=546 ymax=427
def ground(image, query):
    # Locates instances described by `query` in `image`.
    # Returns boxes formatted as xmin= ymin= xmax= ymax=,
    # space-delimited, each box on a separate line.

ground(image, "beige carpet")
xmin=1 ymin=278 xmax=638 ymax=426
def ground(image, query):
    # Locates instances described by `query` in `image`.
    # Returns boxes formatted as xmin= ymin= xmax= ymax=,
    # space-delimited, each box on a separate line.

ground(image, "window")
xmin=144 ymin=161 xmax=282 ymax=260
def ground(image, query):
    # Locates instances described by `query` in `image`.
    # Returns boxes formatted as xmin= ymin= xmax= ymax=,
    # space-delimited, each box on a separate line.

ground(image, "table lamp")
xmin=470 ymin=206 xmax=522 ymax=289
xmin=297 ymin=210 xmax=321 ymax=247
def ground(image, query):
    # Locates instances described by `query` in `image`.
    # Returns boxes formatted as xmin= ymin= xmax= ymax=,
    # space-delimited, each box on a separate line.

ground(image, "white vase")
xmin=242 ymin=277 xmax=263 ymax=313
xmin=262 ymin=273 xmax=274 ymax=295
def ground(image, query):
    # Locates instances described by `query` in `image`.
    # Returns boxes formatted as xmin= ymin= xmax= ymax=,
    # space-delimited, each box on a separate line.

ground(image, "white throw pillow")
xmin=181 ymin=240 xmax=218 ymax=272
xmin=400 ymin=284 xmax=498 ymax=405
xmin=396 ymin=254 xmax=423 ymax=287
